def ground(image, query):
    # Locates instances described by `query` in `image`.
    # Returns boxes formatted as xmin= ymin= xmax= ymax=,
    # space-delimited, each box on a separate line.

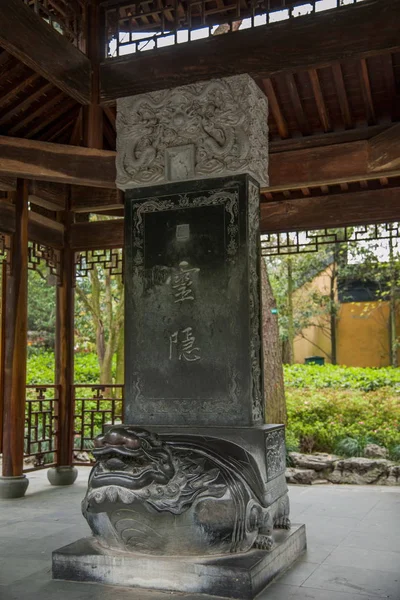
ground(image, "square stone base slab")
xmin=52 ymin=524 xmax=306 ymax=600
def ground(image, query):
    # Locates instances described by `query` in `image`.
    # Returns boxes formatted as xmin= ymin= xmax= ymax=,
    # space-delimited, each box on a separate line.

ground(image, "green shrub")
xmin=286 ymin=387 xmax=400 ymax=458
xmin=26 ymin=351 xmax=117 ymax=385
xmin=284 ymin=363 xmax=400 ymax=392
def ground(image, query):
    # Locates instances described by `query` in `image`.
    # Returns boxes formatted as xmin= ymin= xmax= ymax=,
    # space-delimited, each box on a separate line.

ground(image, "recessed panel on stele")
xmin=124 ymin=175 xmax=263 ymax=427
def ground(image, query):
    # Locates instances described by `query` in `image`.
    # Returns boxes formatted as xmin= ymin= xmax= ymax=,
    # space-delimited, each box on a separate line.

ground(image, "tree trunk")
xmin=286 ymin=257 xmax=295 ymax=364
xmin=330 ymin=258 xmax=338 ymax=365
xmin=115 ymin=325 xmax=124 ymax=385
xmin=389 ymin=236 xmax=398 ymax=367
xmin=261 ymin=260 xmax=287 ymax=425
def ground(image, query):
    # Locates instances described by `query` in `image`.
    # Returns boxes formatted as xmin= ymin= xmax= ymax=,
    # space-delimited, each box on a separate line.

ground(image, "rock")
xmin=327 ymin=457 xmax=392 ymax=485
xmin=288 ymin=452 xmax=339 ymax=472
xmin=23 ymin=455 xmax=38 ymax=468
xmin=73 ymin=451 xmax=92 ymax=463
xmin=364 ymin=443 xmax=388 ymax=459
xmin=286 ymin=467 xmax=317 ymax=485
xmin=377 ymin=465 xmax=400 ymax=486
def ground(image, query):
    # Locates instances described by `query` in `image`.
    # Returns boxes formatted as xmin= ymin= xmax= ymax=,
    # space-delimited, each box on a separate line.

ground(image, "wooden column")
xmin=0 ymin=257 xmax=7 ymax=453
xmin=1 ymin=180 xmax=29 ymax=483
xmin=83 ymin=0 xmax=103 ymax=149
xmin=50 ymin=200 xmax=77 ymax=485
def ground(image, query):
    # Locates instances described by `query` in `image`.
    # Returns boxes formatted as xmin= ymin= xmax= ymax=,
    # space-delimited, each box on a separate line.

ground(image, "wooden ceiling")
xmin=0 ymin=0 xmax=399 ymax=242
xmin=1 ymin=46 xmax=398 ymax=152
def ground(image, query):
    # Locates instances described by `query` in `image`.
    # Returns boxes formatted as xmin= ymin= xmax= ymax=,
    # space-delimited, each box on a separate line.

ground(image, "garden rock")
xmin=285 ymin=467 xmax=317 ymax=485
xmin=377 ymin=465 xmax=400 ymax=485
xmin=289 ymin=452 xmax=338 ymax=471
xmin=327 ymin=457 xmax=393 ymax=485
xmin=73 ymin=451 xmax=92 ymax=463
xmin=364 ymin=443 xmax=388 ymax=459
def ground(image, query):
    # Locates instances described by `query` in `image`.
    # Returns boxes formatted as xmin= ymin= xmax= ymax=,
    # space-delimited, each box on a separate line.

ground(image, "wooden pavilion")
xmin=0 ymin=0 xmax=399 ymax=495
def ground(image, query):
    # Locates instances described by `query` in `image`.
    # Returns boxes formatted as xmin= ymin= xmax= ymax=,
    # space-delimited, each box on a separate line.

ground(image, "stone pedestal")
xmin=53 ymin=74 xmax=305 ymax=598
xmin=53 ymin=525 xmax=306 ymax=600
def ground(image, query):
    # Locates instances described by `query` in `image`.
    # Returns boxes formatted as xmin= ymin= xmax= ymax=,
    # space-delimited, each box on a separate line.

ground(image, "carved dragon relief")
xmin=116 ymin=75 xmax=268 ymax=189
xmin=82 ymin=426 xmax=290 ymax=556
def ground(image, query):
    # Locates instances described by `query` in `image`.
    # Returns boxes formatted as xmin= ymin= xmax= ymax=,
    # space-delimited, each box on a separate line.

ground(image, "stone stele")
xmin=116 ymin=74 xmax=269 ymax=189
xmin=53 ymin=75 xmax=306 ymax=600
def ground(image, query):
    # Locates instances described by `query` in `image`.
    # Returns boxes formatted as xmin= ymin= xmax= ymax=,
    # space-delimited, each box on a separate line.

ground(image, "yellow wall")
xmin=293 ymin=264 xmax=400 ymax=366
xmin=336 ymin=301 xmax=400 ymax=367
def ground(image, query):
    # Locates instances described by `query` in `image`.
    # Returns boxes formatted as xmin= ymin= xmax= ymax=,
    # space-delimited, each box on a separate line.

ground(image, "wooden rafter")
xmin=261 ymin=78 xmax=289 ymax=139
xmin=331 ymin=63 xmax=353 ymax=130
xmin=358 ymin=58 xmax=376 ymax=126
xmin=0 ymin=0 xmax=91 ymax=104
xmin=309 ymin=68 xmax=331 ymax=133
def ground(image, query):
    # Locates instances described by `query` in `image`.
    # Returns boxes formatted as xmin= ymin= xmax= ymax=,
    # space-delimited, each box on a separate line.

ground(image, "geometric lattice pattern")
xmin=27 ymin=241 xmax=62 ymax=284
xmin=75 ymin=248 xmax=123 ymax=279
xmin=24 ymin=385 xmax=59 ymax=471
xmin=73 ymin=384 xmax=124 ymax=463
xmin=261 ymin=222 xmax=400 ymax=256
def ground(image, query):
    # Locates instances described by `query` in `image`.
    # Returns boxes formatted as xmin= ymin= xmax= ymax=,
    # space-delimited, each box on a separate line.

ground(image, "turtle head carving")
xmin=90 ymin=426 xmax=175 ymax=491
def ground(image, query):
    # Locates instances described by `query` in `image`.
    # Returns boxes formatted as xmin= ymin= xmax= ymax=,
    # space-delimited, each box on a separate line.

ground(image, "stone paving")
xmin=0 ymin=468 xmax=399 ymax=600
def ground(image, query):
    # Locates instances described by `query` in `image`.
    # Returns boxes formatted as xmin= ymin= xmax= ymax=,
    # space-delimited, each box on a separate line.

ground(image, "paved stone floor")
xmin=0 ymin=468 xmax=399 ymax=600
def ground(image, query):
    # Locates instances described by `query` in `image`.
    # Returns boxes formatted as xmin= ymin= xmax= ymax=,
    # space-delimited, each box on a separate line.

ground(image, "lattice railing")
xmin=73 ymin=384 xmax=124 ymax=463
xmin=24 ymin=385 xmax=59 ymax=472
xmin=105 ymin=0 xmax=360 ymax=57
xmin=261 ymin=223 xmax=400 ymax=256
xmin=23 ymin=0 xmax=85 ymax=47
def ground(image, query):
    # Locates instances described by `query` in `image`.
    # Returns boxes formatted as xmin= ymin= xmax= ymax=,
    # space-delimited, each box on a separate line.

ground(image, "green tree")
xmin=75 ymin=255 xmax=124 ymax=385
xmin=27 ymin=268 xmax=56 ymax=350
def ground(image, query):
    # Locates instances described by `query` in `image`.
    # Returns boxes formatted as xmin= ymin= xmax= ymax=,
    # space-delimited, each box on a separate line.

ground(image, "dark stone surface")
xmin=81 ymin=425 xmax=290 ymax=557
xmin=52 ymin=525 xmax=306 ymax=599
xmin=124 ymin=175 xmax=263 ymax=427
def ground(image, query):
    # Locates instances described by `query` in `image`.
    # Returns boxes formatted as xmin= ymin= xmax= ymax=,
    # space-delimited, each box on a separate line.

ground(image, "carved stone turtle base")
xmin=53 ymin=524 xmax=306 ymax=600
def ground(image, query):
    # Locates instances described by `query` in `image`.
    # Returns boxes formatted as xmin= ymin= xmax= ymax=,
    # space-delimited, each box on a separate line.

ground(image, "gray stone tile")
xmin=303 ymin=563 xmax=400 ymax=598
xmin=301 ymin=516 xmax=359 ymax=546
xmin=277 ymin=561 xmax=319 ymax=586
xmin=0 ymin=557 xmax=49 ymax=585
xmin=341 ymin=529 xmax=400 ymax=554
xmin=257 ymin=583 xmax=377 ymax=600
xmin=324 ymin=546 xmax=400 ymax=574
xmin=301 ymin=543 xmax=336 ymax=564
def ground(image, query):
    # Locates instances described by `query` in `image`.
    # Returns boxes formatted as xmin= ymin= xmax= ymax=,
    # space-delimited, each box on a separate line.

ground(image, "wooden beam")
xmin=269 ymin=124 xmax=388 ymax=153
xmin=70 ymin=185 xmax=123 ymax=212
xmin=0 ymin=0 xmax=91 ymax=104
xmin=0 ymin=199 xmax=16 ymax=234
xmin=268 ymin=138 xmax=400 ymax=191
xmin=0 ymin=136 xmax=116 ymax=189
xmin=0 ymin=198 xmax=64 ymax=246
xmin=28 ymin=211 xmax=64 ymax=248
xmin=261 ymin=185 xmax=400 ymax=233
xmin=0 ymin=177 xmax=17 ymax=192
xmin=70 ymin=219 xmax=124 ymax=250
xmin=28 ymin=180 xmax=67 ymax=211
xmin=369 ymin=124 xmax=400 ymax=172
xmin=100 ymin=0 xmax=400 ymax=102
